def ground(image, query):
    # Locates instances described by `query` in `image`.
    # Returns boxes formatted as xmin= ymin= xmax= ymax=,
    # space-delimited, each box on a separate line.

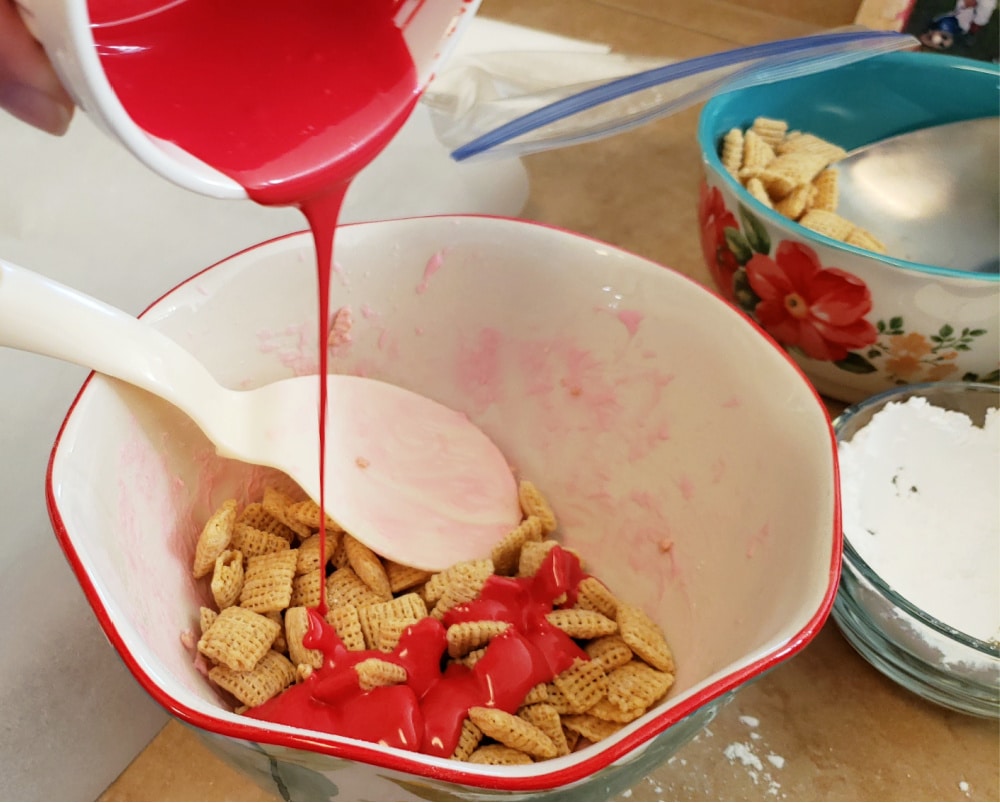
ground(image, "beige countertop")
xmin=100 ymin=1 xmax=1000 ymax=800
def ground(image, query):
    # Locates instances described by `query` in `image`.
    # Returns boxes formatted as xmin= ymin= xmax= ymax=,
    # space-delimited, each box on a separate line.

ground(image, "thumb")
xmin=0 ymin=1 xmax=75 ymax=135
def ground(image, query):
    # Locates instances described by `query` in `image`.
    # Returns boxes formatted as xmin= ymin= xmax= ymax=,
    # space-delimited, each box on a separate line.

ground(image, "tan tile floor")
xmin=100 ymin=2 xmax=1000 ymax=800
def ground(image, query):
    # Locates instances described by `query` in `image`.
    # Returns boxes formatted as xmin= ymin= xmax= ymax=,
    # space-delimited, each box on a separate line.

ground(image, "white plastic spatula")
xmin=0 ymin=259 xmax=521 ymax=570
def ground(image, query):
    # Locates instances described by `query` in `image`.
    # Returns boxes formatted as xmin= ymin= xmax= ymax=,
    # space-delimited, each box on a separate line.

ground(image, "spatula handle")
xmin=0 ymin=259 xmax=227 ymax=418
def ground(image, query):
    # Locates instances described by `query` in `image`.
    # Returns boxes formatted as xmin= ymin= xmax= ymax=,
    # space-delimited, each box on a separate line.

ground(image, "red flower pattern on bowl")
xmin=695 ymin=180 xmax=997 ymax=393
xmin=745 ymin=241 xmax=877 ymax=362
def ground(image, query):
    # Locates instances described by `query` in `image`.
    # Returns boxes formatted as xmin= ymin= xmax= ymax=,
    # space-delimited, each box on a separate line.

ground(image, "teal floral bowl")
xmin=697 ymin=51 xmax=999 ymax=404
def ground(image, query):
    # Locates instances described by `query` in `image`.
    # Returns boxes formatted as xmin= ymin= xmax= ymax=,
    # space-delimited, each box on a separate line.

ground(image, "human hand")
xmin=0 ymin=0 xmax=75 ymax=134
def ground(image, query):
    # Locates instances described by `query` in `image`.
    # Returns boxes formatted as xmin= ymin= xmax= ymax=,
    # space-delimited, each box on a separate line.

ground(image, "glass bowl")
xmin=831 ymin=381 xmax=999 ymax=717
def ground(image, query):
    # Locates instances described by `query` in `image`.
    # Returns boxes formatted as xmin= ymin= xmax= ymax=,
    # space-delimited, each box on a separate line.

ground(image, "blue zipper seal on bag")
xmin=450 ymin=29 xmax=916 ymax=161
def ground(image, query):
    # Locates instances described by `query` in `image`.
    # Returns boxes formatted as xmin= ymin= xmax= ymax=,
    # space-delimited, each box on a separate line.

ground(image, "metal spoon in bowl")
xmin=0 ymin=260 xmax=521 ymax=571
xmin=833 ymin=117 xmax=999 ymax=273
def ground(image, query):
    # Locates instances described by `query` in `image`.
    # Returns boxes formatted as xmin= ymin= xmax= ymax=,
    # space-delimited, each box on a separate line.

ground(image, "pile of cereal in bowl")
xmin=720 ymin=116 xmax=886 ymax=254
xmin=189 ymin=479 xmax=678 ymax=764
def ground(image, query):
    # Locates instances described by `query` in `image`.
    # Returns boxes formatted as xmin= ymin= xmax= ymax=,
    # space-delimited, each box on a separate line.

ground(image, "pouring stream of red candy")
xmin=89 ymin=0 xmax=520 ymax=573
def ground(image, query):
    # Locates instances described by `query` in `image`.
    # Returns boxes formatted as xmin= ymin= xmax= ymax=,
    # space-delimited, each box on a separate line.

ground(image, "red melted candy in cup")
xmin=90 ymin=0 xmax=418 ymax=203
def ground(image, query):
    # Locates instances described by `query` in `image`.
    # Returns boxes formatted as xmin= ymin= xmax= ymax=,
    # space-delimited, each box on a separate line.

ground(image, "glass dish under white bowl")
xmin=831 ymin=381 xmax=999 ymax=718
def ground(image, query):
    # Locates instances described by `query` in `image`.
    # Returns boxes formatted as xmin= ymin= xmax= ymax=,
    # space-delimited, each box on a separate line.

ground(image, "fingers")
xmin=0 ymin=0 xmax=75 ymax=134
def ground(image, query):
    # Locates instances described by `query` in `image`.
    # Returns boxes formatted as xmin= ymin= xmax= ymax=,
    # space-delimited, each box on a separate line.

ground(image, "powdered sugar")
xmin=839 ymin=396 xmax=1000 ymax=645
xmin=723 ymin=714 xmax=785 ymax=798
xmin=626 ymin=713 xmax=786 ymax=800
xmin=724 ymin=741 xmax=763 ymax=771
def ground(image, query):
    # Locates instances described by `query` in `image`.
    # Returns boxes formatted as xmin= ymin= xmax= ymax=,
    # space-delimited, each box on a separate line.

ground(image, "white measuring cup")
xmin=14 ymin=0 xmax=482 ymax=197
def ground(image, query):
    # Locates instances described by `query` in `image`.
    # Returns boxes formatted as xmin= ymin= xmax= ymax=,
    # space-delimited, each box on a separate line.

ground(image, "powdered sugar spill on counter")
xmin=622 ymin=712 xmax=788 ymax=800
xmin=721 ymin=713 xmax=785 ymax=799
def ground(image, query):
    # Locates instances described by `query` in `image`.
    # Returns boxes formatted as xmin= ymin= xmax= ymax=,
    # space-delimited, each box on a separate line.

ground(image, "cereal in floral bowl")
xmin=696 ymin=52 xmax=998 ymax=404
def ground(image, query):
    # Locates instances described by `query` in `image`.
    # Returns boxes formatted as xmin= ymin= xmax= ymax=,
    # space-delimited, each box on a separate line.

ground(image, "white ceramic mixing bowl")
xmin=47 ymin=216 xmax=841 ymax=800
